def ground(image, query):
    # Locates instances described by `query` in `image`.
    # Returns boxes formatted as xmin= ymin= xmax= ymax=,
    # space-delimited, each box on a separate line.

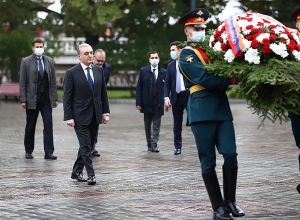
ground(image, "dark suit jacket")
xmin=136 ymin=65 xmax=167 ymax=116
xmin=102 ymin=62 xmax=111 ymax=85
xmin=19 ymin=54 xmax=58 ymax=109
xmin=164 ymin=60 xmax=189 ymax=105
xmin=63 ymin=63 xmax=110 ymax=126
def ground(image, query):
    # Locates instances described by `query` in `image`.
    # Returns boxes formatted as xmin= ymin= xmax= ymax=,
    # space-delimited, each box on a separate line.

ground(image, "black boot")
xmin=202 ymin=171 xmax=232 ymax=220
xmin=223 ymin=167 xmax=245 ymax=217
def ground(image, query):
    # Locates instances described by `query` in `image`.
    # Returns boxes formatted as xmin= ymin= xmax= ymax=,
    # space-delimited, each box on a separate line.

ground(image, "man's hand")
xmin=21 ymin=102 xmax=26 ymax=109
xmin=136 ymin=106 xmax=141 ymax=110
xmin=102 ymin=115 xmax=109 ymax=124
xmin=66 ymin=119 xmax=75 ymax=127
xmin=164 ymin=98 xmax=171 ymax=112
xmin=55 ymin=101 xmax=58 ymax=107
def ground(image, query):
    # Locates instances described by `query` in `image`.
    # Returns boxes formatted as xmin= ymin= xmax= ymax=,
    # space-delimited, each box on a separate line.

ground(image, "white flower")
xmin=270 ymin=42 xmax=289 ymax=58
xmin=291 ymin=33 xmax=300 ymax=44
xmin=241 ymin=39 xmax=251 ymax=51
xmin=273 ymin=26 xmax=285 ymax=34
xmin=292 ymin=50 xmax=300 ymax=61
xmin=221 ymin=32 xmax=228 ymax=43
xmin=218 ymin=22 xmax=225 ymax=31
xmin=256 ymin=33 xmax=270 ymax=43
xmin=213 ymin=41 xmax=222 ymax=52
xmin=279 ymin=33 xmax=290 ymax=44
xmin=245 ymin=48 xmax=260 ymax=64
xmin=209 ymin=35 xmax=215 ymax=47
xmin=224 ymin=49 xmax=235 ymax=63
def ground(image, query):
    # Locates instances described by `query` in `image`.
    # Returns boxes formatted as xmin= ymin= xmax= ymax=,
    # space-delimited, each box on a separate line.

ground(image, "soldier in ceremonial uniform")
xmin=290 ymin=6 xmax=300 ymax=194
xmin=178 ymin=8 xmax=244 ymax=220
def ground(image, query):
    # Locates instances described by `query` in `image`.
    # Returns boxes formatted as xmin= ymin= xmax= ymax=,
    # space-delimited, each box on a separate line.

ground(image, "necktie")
xmin=176 ymin=70 xmax=181 ymax=94
xmin=86 ymin=67 xmax=94 ymax=92
xmin=38 ymin=58 xmax=43 ymax=77
xmin=153 ymin=69 xmax=156 ymax=84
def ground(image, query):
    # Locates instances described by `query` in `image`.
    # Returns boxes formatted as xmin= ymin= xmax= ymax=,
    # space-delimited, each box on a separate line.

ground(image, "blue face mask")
xmin=189 ymin=30 xmax=205 ymax=43
xmin=170 ymin=51 xmax=177 ymax=60
xmin=150 ymin=59 xmax=159 ymax=67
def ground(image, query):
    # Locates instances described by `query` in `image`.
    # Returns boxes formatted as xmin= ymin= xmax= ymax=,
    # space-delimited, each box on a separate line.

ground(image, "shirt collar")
xmin=80 ymin=62 xmax=92 ymax=71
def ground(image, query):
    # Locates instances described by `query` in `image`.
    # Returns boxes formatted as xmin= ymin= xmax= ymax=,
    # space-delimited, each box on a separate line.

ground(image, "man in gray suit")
xmin=63 ymin=43 xmax=110 ymax=185
xmin=19 ymin=37 xmax=58 ymax=160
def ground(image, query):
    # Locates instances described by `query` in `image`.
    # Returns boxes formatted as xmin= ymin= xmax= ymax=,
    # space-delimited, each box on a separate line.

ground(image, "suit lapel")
xmin=77 ymin=64 xmax=92 ymax=93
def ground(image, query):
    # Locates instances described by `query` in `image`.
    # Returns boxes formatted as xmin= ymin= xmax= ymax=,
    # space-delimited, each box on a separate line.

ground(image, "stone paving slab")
xmin=0 ymin=100 xmax=299 ymax=219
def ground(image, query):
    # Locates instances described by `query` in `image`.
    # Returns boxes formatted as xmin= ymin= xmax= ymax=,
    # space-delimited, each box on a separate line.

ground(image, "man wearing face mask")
xmin=19 ymin=37 xmax=58 ymax=160
xmin=136 ymin=51 xmax=167 ymax=152
xmin=164 ymin=41 xmax=189 ymax=155
xmin=178 ymin=9 xmax=244 ymax=220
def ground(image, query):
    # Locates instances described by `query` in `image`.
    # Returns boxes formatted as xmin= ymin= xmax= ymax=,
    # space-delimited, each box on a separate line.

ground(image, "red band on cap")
xmin=297 ymin=14 xmax=300 ymax=21
xmin=184 ymin=17 xmax=205 ymax=26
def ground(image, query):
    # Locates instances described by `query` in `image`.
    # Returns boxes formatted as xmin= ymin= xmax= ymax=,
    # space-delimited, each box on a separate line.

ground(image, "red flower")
xmin=251 ymin=39 xmax=260 ymax=48
xmin=295 ymin=45 xmax=300 ymax=51
xmin=262 ymin=38 xmax=270 ymax=46
xmin=221 ymin=43 xmax=227 ymax=51
xmin=246 ymin=25 xmax=254 ymax=30
xmin=236 ymin=51 xmax=243 ymax=57
xmin=257 ymin=22 xmax=264 ymax=26
xmin=288 ymin=43 xmax=295 ymax=51
xmin=245 ymin=35 xmax=253 ymax=40
xmin=280 ymin=37 xmax=286 ymax=42
xmin=262 ymin=46 xmax=271 ymax=54
xmin=268 ymin=25 xmax=276 ymax=29
xmin=269 ymin=32 xmax=277 ymax=41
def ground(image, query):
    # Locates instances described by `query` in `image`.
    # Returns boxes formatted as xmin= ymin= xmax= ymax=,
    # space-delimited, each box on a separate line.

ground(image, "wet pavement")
xmin=0 ymin=100 xmax=299 ymax=219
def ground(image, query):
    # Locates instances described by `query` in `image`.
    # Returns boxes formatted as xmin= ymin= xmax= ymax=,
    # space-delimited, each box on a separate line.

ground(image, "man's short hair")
xmin=148 ymin=51 xmax=159 ymax=58
xmin=94 ymin=49 xmax=106 ymax=55
xmin=170 ymin=41 xmax=183 ymax=49
xmin=77 ymin=43 xmax=91 ymax=55
xmin=32 ymin=37 xmax=44 ymax=46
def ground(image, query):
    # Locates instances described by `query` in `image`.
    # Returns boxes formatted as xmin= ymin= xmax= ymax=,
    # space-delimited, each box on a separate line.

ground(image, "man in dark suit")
xmin=91 ymin=49 xmax=111 ymax=157
xmin=178 ymin=9 xmax=244 ymax=219
xmin=19 ymin=37 xmax=58 ymax=160
xmin=290 ymin=6 xmax=300 ymax=194
xmin=63 ymin=43 xmax=110 ymax=185
xmin=164 ymin=41 xmax=189 ymax=155
xmin=136 ymin=51 xmax=167 ymax=152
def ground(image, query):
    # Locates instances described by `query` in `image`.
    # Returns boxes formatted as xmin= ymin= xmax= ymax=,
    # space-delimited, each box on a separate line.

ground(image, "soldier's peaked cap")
xmin=178 ymin=8 xmax=209 ymax=28
xmin=291 ymin=6 xmax=300 ymax=22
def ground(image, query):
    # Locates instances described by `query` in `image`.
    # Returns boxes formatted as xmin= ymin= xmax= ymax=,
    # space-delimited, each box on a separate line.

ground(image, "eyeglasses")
xmin=95 ymin=59 xmax=105 ymax=63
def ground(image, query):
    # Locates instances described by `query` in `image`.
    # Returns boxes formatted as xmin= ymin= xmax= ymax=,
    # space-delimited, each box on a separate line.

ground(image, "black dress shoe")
xmin=25 ymin=153 xmax=33 ymax=159
xmin=44 ymin=154 xmax=57 ymax=160
xmin=225 ymin=201 xmax=245 ymax=217
xmin=87 ymin=176 xmax=96 ymax=185
xmin=151 ymin=144 xmax=159 ymax=153
xmin=174 ymin=148 xmax=181 ymax=155
xmin=213 ymin=206 xmax=233 ymax=220
xmin=147 ymin=144 xmax=152 ymax=151
xmin=91 ymin=150 xmax=100 ymax=157
xmin=71 ymin=172 xmax=87 ymax=182
xmin=296 ymin=184 xmax=300 ymax=194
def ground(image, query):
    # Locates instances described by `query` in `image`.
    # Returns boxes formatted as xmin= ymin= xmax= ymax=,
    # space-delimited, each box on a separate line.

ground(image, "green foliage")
xmin=0 ymin=30 xmax=32 ymax=82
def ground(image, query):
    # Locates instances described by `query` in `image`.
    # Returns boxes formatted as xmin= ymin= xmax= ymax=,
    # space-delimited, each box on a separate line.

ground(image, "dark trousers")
xmin=144 ymin=105 xmax=161 ymax=146
xmin=191 ymin=120 xmax=238 ymax=174
xmin=73 ymin=111 xmax=98 ymax=176
xmin=172 ymin=92 xmax=188 ymax=149
xmin=290 ymin=115 xmax=300 ymax=149
xmin=24 ymin=93 xmax=54 ymax=154
xmin=91 ymin=124 xmax=100 ymax=152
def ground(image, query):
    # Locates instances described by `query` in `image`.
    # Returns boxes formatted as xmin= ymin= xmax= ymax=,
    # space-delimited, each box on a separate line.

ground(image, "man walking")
xmin=63 ymin=43 xmax=110 ymax=185
xmin=19 ymin=37 xmax=58 ymax=160
xmin=136 ymin=51 xmax=167 ymax=152
xmin=91 ymin=49 xmax=111 ymax=157
xmin=164 ymin=41 xmax=189 ymax=155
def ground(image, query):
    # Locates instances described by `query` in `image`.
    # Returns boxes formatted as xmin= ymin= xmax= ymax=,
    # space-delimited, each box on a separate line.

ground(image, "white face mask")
xmin=34 ymin=48 xmax=44 ymax=56
xmin=188 ymin=30 xmax=205 ymax=42
xmin=150 ymin=59 xmax=159 ymax=67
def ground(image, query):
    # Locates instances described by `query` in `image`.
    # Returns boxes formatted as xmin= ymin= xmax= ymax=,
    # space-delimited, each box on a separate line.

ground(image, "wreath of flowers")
xmin=202 ymin=12 xmax=300 ymax=126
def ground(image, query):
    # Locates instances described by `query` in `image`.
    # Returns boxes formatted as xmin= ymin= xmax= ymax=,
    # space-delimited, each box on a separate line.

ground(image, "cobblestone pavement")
xmin=0 ymin=100 xmax=299 ymax=220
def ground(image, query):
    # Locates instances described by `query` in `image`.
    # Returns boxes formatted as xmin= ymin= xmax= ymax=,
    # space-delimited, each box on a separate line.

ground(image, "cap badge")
xmin=197 ymin=10 xmax=203 ymax=16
